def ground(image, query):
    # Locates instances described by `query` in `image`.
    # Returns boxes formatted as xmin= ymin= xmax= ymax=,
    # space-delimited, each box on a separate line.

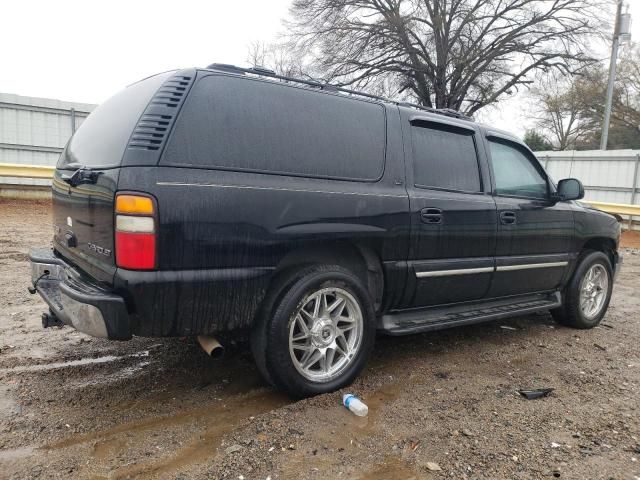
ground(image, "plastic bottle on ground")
xmin=343 ymin=393 xmax=368 ymax=417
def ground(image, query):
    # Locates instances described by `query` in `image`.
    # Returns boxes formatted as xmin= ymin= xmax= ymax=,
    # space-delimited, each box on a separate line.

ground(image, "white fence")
xmin=0 ymin=95 xmax=638 ymax=212
xmin=535 ymin=150 xmax=640 ymax=206
xmin=0 ymin=92 xmax=95 ymax=195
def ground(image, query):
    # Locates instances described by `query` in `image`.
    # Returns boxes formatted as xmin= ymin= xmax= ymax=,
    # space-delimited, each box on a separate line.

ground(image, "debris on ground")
xmin=225 ymin=444 xmax=243 ymax=454
xmin=343 ymin=393 xmax=368 ymax=417
xmin=518 ymin=388 xmax=554 ymax=400
xmin=405 ymin=437 xmax=421 ymax=451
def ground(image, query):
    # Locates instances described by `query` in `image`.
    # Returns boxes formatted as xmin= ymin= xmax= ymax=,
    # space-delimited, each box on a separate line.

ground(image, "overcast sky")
xmin=1 ymin=0 xmax=638 ymax=137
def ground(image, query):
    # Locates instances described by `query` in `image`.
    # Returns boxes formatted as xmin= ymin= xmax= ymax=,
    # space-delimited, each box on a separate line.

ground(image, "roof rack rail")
xmin=207 ymin=63 xmax=247 ymax=74
xmin=204 ymin=63 xmax=473 ymax=122
xmin=396 ymin=102 xmax=472 ymax=121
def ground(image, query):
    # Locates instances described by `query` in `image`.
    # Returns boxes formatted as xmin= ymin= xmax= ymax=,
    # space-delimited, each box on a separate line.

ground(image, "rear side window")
xmin=58 ymin=72 xmax=173 ymax=169
xmin=411 ymin=124 xmax=481 ymax=192
xmin=488 ymin=140 xmax=548 ymax=199
xmin=161 ymin=75 xmax=386 ymax=181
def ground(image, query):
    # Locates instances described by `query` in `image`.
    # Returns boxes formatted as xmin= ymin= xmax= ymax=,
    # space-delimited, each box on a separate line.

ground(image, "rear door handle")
xmin=500 ymin=211 xmax=517 ymax=225
xmin=420 ymin=207 xmax=443 ymax=224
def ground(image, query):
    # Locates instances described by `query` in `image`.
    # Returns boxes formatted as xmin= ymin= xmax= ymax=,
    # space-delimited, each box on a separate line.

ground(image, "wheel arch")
xmin=581 ymin=237 xmax=616 ymax=267
xmin=273 ymin=241 xmax=384 ymax=312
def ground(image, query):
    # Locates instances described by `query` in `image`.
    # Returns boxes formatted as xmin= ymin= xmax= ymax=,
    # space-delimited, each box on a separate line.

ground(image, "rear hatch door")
xmin=52 ymin=72 xmax=173 ymax=285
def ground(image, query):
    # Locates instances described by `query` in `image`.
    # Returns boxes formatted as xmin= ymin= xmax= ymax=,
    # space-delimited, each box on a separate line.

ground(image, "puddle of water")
xmin=278 ymin=378 xmax=407 ymax=476
xmin=333 ymin=379 xmax=406 ymax=438
xmin=357 ymin=456 xmax=425 ymax=480
xmin=108 ymin=388 xmax=289 ymax=479
xmin=0 ymin=351 xmax=150 ymax=374
xmin=39 ymin=385 xmax=289 ymax=478
xmin=92 ymin=437 xmax=127 ymax=461
xmin=0 ymin=446 xmax=37 ymax=462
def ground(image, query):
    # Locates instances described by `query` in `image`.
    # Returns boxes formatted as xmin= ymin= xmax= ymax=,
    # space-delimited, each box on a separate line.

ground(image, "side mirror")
xmin=554 ymin=178 xmax=584 ymax=202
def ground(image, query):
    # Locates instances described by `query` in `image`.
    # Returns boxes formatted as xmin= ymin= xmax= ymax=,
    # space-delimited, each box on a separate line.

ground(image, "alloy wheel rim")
xmin=288 ymin=287 xmax=363 ymax=382
xmin=579 ymin=263 xmax=609 ymax=320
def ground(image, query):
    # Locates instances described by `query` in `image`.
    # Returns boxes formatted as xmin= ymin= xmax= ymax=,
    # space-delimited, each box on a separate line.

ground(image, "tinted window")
xmin=162 ymin=75 xmax=386 ymax=181
xmin=411 ymin=124 xmax=481 ymax=192
xmin=58 ymin=72 xmax=173 ymax=169
xmin=488 ymin=140 xmax=548 ymax=199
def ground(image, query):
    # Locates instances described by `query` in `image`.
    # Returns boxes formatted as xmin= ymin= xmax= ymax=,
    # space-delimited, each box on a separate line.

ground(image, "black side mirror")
xmin=554 ymin=178 xmax=584 ymax=202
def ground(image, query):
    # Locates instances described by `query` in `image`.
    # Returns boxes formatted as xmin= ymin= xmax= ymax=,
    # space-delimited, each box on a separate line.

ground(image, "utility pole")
xmin=601 ymin=1 xmax=631 ymax=150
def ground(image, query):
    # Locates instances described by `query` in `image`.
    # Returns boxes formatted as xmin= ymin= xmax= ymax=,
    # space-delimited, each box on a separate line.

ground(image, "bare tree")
xmin=530 ymin=73 xmax=596 ymax=150
xmin=611 ymin=43 xmax=640 ymax=133
xmin=246 ymin=41 xmax=414 ymax=100
xmin=531 ymin=43 xmax=640 ymax=150
xmin=247 ymin=41 xmax=309 ymax=78
xmin=286 ymin=0 xmax=605 ymax=115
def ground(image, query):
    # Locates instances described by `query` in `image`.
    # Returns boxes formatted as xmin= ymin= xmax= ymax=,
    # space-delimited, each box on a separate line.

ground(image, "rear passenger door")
xmin=401 ymin=115 xmax=497 ymax=308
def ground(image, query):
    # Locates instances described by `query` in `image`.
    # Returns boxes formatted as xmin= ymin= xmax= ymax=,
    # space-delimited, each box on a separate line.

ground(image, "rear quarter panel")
xmin=113 ymin=105 xmax=410 ymax=335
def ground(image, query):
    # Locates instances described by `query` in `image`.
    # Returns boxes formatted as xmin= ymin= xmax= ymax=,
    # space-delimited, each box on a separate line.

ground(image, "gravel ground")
xmin=0 ymin=200 xmax=639 ymax=480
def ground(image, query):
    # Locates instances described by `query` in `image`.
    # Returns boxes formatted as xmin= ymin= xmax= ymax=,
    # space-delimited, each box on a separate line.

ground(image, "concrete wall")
xmin=0 ymin=92 xmax=96 ymax=196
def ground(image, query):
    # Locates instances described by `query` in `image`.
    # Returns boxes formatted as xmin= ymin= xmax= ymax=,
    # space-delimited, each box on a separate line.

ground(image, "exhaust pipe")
xmin=197 ymin=335 xmax=225 ymax=358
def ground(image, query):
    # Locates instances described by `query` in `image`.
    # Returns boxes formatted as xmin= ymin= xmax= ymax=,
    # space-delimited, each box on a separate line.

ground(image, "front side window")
xmin=411 ymin=124 xmax=481 ymax=192
xmin=488 ymin=140 xmax=548 ymax=199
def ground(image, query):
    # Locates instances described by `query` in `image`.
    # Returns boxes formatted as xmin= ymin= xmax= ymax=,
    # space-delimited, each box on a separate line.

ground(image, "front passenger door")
xmin=484 ymin=135 xmax=574 ymax=298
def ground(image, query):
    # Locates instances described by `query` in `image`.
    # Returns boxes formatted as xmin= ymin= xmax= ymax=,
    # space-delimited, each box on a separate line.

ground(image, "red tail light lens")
xmin=115 ymin=232 xmax=156 ymax=269
xmin=115 ymin=193 xmax=157 ymax=270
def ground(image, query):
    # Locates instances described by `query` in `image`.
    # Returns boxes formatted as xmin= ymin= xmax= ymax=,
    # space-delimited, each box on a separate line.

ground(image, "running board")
xmin=380 ymin=292 xmax=562 ymax=336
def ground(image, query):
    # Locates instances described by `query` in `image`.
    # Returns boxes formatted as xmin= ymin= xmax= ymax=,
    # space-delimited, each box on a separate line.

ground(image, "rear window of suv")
xmin=161 ymin=75 xmax=386 ymax=181
xmin=57 ymin=72 xmax=173 ymax=169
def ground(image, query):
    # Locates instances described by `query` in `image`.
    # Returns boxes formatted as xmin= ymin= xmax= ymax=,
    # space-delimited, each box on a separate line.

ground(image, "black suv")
xmin=29 ymin=65 xmax=622 ymax=397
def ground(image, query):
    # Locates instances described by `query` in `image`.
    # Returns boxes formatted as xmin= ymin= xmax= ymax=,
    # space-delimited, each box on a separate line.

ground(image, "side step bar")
xmin=380 ymin=292 xmax=561 ymax=336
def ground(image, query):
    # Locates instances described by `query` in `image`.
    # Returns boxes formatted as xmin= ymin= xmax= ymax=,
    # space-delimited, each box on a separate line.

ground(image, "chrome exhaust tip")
xmin=197 ymin=335 xmax=225 ymax=358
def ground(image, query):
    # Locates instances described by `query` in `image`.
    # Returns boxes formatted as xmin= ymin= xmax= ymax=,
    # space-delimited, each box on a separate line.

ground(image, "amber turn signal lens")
xmin=115 ymin=195 xmax=154 ymax=215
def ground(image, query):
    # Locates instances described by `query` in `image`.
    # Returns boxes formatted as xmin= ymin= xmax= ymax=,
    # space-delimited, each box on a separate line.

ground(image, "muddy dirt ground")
xmin=1 ymin=200 xmax=639 ymax=480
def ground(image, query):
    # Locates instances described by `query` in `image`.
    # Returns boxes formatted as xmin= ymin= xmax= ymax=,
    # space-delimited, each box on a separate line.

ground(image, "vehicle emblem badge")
xmin=87 ymin=243 xmax=111 ymax=257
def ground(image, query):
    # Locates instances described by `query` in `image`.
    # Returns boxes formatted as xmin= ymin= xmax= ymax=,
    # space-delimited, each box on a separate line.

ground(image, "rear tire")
xmin=251 ymin=265 xmax=375 ymax=397
xmin=551 ymin=251 xmax=613 ymax=329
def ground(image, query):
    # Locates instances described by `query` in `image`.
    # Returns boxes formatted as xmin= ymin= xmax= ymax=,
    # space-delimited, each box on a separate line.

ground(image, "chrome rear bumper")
xmin=29 ymin=248 xmax=131 ymax=340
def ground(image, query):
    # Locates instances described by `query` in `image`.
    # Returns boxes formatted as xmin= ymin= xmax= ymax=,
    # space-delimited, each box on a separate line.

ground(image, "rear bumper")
xmin=29 ymin=248 xmax=131 ymax=340
xmin=30 ymin=247 xmax=274 ymax=338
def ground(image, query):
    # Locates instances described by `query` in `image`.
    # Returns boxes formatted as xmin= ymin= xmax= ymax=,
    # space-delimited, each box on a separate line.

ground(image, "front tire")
xmin=252 ymin=265 xmax=376 ymax=397
xmin=552 ymin=251 xmax=613 ymax=329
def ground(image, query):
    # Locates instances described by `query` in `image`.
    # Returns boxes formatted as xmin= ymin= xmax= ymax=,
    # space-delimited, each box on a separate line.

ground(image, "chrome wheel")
xmin=288 ymin=287 xmax=363 ymax=382
xmin=579 ymin=264 xmax=609 ymax=320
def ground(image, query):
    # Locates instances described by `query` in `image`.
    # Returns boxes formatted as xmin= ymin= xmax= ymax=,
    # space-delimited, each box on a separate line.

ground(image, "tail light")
xmin=115 ymin=193 xmax=157 ymax=270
